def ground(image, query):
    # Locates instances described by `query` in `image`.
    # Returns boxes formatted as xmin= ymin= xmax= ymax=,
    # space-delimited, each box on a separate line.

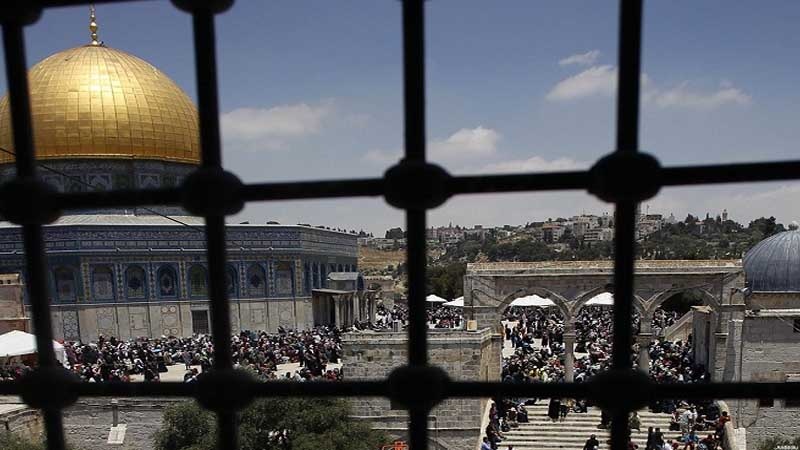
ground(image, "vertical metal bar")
xmin=615 ymin=0 xmax=643 ymax=154
xmin=402 ymin=0 xmax=426 ymax=163
xmin=190 ymin=9 xmax=237 ymax=450
xmin=612 ymin=1 xmax=643 ymax=450
xmin=402 ymin=2 xmax=430 ymax=450
xmin=2 ymin=21 xmax=66 ymax=450
xmin=193 ymin=10 xmax=223 ymax=170
xmin=406 ymin=206 xmax=429 ymax=367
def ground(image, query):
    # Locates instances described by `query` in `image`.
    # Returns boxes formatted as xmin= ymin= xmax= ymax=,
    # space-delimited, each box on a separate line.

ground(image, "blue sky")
xmin=3 ymin=1 xmax=800 ymax=234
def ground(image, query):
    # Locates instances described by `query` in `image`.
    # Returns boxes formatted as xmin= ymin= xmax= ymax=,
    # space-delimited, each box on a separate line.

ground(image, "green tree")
xmin=0 ymin=433 xmax=45 ymax=450
xmin=0 ymin=433 xmax=81 ymax=450
xmin=153 ymin=399 xmax=389 ymax=450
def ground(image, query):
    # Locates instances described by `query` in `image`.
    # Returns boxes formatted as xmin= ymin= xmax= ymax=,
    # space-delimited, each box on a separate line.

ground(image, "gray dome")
xmin=743 ymin=230 xmax=800 ymax=292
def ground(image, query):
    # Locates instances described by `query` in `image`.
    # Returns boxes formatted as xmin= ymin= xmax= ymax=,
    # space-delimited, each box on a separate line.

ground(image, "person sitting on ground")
xmin=683 ymin=430 xmax=699 ymax=450
xmin=698 ymin=434 xmax=716 ymax=450
xmin=629 ymin=411 xmax=642 ymax=432
xmin=517 ymin=405 xmax=529 ymax=423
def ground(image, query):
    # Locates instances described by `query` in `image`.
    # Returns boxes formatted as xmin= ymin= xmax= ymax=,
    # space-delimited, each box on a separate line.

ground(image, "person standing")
xmin=583 ymin=434 xmax=600 ymax=450
xmin=548 ymin=398 xmax=561 ymax=422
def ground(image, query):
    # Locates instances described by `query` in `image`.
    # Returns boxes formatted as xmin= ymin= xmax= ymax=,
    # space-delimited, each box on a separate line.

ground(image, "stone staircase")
xmin=499 ymin=402 xmax=680 ymax=450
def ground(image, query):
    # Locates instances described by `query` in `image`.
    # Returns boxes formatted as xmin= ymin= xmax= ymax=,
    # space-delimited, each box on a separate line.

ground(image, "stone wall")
xmin=0 ymin=404 xmax=42 ymax=439
xmin=341 ymin=328 xmax=501 ymax=450
xmin=0 ymin=274 xmax=28 ymax=333
xmin=733 ymin=313 xmax=800 ymax=450
xmin=44 ymin=297 xmax=313 ymax=341
xmin=61 ymin=398 xmax=183 ymax=450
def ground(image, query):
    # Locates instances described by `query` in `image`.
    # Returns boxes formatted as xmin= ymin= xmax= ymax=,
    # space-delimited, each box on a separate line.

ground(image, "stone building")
xmin=341 ymin=328 xmax=501 ymax=450
xmin=732 ymin=229 xmax=800 ymax=447
xmin=0 ymin=273 xmax=28 ymax=333
xmin=0 ymin=23 xmax=357 ymax=342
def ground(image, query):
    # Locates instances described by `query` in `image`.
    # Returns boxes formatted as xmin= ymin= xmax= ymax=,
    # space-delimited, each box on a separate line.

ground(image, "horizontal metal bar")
xmin=32 ymin=159 xmax=800 ymax=213
xmin=449 ymin=171 xmax=589 ymax=194
xmin=660 ymin=161 xmax=800 ymax=186
xmin=240 ymin=178 xmax=385 ymax=202
xmin=0 ymin=380 xmax=798 ymax=401
xmin=40 ymin=0 xmax=153 ymax=6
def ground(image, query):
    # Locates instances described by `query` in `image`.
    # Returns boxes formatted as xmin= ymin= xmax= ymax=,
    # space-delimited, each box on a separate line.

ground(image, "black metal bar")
xmin=659 ymin=161 xmax=800 ymax=186
xmin=612 ymin=200 xmax=636 ymax=370
xmin=193 ymin=10 xmax=223 ymax=170
xmin=189 ymin=8 xmax=238 ymax=450
xmin=402 ymin=0 xmax=426 ymax=163
xmin=401 ymin=3 xmax=430 ymax=450
xmin=406 ymin=209 xmax=427 ymax=366
xmin=205 ymin=216 xmax=233 ymax=368
xmin=615 ymin=0 xmax=643 ymax=154
xmin=240 ymin=178 xmax=385 ymax=202
xmin=610 ymin=411 xmax=630 ymax=450
xmin=2 ymin=20 xmax=67 ymax=450
xmin=610 ymin=1 xmax=643 ymax=450
xmin=41 ymin=0 xmax=150 ymax=6
xmin=42 ymin=161 xmax=800 ymax=212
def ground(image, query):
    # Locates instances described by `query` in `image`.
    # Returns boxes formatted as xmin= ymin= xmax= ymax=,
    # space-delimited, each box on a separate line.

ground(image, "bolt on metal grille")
xmin=0 ymin=1 xmax=799 ymax=450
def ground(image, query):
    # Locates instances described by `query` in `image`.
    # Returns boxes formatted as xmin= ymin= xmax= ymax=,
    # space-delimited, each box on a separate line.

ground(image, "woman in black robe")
xmin=547 ymin=398 xmax=561 ymax=422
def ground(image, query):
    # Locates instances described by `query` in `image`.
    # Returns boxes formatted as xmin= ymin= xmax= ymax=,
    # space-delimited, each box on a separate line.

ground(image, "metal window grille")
xmin=0 ymin=1 xmax=799 ymax=450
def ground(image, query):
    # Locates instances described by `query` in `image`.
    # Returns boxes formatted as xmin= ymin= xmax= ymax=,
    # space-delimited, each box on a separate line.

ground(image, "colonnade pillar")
xmin=563 ymin=331 xmax=575 ymax=382
xmin=636 ymin=333 xmax=653 ymax=372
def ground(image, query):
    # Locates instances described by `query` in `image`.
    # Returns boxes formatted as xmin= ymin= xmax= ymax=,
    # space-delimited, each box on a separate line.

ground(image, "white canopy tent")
xmin=443 ymin=297 xmax=464 ymax=307
xmin=0 ymin=330 xmax=66 ymax=363
xmin=509 ymin=294 xmax=556 ymax=308
xmin=585 ymin=292 xmax=614 ymax=306
xmin=425 ymin=294 xmax=448 ymax=303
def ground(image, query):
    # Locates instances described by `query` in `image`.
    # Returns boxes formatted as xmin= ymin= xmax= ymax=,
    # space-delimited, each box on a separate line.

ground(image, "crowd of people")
xmin=0 ymin=326 xmax=344 ymax=383
xmin=495 ymin=305 xmax=726 ymax=450
xmin=374 ymin=303 xmax=464 ymax=329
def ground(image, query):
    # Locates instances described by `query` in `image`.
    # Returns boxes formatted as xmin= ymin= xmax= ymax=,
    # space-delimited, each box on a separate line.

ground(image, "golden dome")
xmin=0 ymin=45 xmax=200 ymax=165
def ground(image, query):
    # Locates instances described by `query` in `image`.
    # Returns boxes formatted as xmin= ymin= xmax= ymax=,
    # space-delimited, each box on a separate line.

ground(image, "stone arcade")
xmin=463 ymin=245 xmax=800 ymax=449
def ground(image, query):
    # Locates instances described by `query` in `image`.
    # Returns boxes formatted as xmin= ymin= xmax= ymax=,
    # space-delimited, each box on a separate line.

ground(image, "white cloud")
xmin=559 ymin=50 xmax=601 ymax=67
xmin=545 ymin=65 xmax=617 ymax=101
xmin=221 ymin=101 xmax=333 ymax=149
xmin=430 ymin=126 xmax=500 ymax=160
xmin=481 ymin=156 xmax=587 ymax=173
xmin=546 ymin=66 xmax=751 ymax=110
xmin=363 ymin=126 xmax=500 ymax=164
xmin=651 ymin=82 xmax=751 ymax=109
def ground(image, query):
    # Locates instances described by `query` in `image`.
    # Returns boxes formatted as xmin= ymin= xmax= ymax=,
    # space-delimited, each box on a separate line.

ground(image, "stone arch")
xmin=572 ymin=285 xmax=647 ymax=318
xmin=496 ymin=286 xmax=571 ymax=319
xmin=643 ymin=286 xmax=720 ymax=318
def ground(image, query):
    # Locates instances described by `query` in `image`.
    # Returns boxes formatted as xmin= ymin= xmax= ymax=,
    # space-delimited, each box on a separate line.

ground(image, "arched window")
xmin=225 ymin=265 xmax=238 ymax=297
xmin=157 ymin=266 xmax=178 ymax=298
xmin=54 ymin=267 xmax=76 ymax=302
xmin=321 ymin=264 xmax=327 ymax=288
xmin=189 ymin=265 xmax=208 ymax=297
xmin=304 ymin=263 xmax=311 ymax=295
xmin=92 ymin=266 xmax=114 ymax=301
xmin=338 ymin=264 xmax=343 ymax=272
xmin=312 ymin=263 xmax=319 ymax=289
xmin=275 ymin=262 xmax=293 ymax=296
xmin=245 ymin=264 xmax=267 ymax=297
xmin=125 ymin=266 xmax=146 ymax=299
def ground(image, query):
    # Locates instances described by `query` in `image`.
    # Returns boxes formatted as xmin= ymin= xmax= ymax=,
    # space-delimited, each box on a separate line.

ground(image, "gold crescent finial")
xmin=89 ymin=4 xmax=100 ymax=46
